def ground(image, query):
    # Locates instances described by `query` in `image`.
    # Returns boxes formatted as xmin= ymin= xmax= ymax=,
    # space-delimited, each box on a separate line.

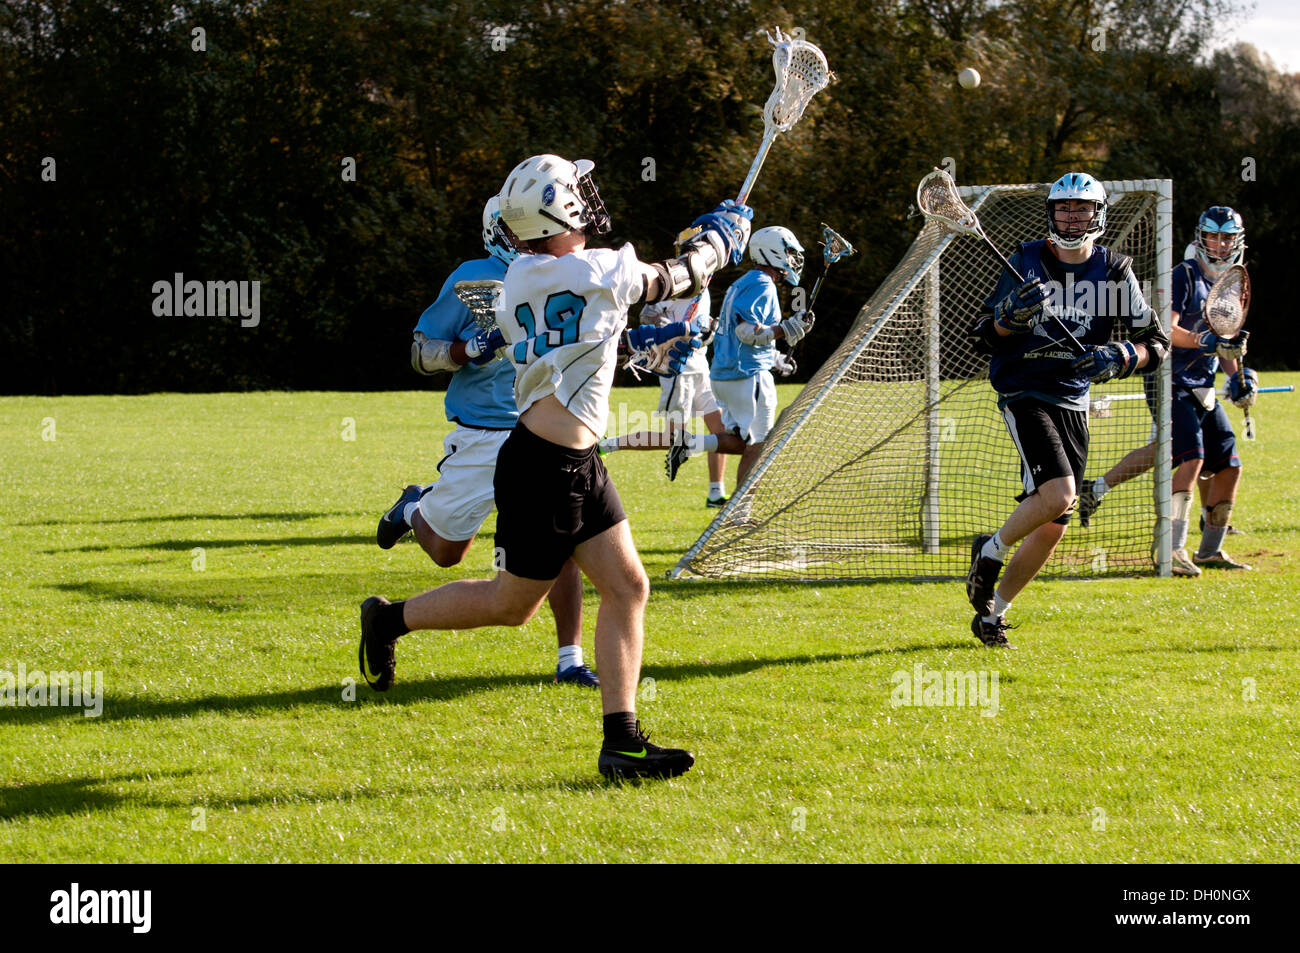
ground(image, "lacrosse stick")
xmin=916 ymin=167 xmax=1085 ymax=355
xmin=1203 ymin=263 xmax=1254 ymax=438
xmin=678 ymin=28 xmax=832 ymax=331
xmin=628 ymin=31 xmax=831 ymax=378
xmin=452 ymin=279 xmax=508 ymax=363
xmin=783 ymin=223 xmax=855 ymax=364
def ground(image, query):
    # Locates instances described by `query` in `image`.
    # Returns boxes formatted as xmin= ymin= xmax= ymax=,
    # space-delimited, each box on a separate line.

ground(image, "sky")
xmin=1220 ymin=0 xmax=1300 ymax=72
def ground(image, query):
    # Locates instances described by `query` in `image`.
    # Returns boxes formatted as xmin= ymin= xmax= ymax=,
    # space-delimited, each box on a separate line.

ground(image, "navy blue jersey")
xmin=974 ymin=241 xmax=1162 ymax=411
xmin=1169 ymin=258 xmax=1218 ymax=390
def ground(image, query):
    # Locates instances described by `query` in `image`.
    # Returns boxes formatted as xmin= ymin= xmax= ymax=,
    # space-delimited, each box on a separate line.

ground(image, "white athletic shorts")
xmin=656 ymin=371 xmax=719 ymax=426
xmin=712 ymin=371 xmax=777 ymax=443
xmin=417 ymin=426 xmax=512 ymax=542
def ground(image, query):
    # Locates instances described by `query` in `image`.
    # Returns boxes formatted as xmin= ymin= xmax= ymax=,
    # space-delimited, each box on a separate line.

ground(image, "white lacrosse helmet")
xmin=749 ymin=226 xmax=805 ymax=285
xmin=482 ymin=195 xmax=520 ymax=266
xmin=1046 ymin=172 xmax=1107 ymax=249
xmin=1194 ymin=206 xmax=1246 ymax=278
xmin=498 ymin=154 xmax=611 ymax=241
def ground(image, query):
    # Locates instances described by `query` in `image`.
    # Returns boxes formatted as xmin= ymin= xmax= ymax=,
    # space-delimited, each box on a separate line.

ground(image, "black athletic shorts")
xmin=1001 ymin=397 xmax=1090 ymax=525
xmin=493 ymin=422 xmax=627 ymax=580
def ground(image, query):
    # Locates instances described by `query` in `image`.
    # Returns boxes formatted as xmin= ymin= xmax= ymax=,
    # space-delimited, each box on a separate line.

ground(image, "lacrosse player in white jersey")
xmin=710 ymin=225 xmax=814 ymax=486
xmin=360 ymin=154 xmax=752 ymax=780
xmin=371 ymin=196 xmax=596 ymax=686
xmin=599 ymin=286 xmax=748 ymax=506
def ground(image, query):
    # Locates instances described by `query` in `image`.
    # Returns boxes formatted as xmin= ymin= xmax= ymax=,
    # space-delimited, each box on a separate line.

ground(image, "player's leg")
xmin=411 ymin=510 xmax=474 ymax=567
xmin=600 ymin=375 xmax=678 ymax=454
xmin=359 ymin=570 xmax=556 ymax=691
xmin=550 ymin=558 xmax=599 ymax=684
xmin=1079 ymin=441 xmax=1157 ymax=527
xmin=702 ymin=409 xmax=732 ymax=506
xmin=1168 ymin=393 xmax=1208 ymax=575
xmin=1193 ymin=405 xmax=1250 ymax=569
xmin=969 ymin=402 xmax=1083 ymax=645
xmin=734 ymin=370 xmax=778 ymax=487
xmin=570 ymin=521 xmax=646 ymax=714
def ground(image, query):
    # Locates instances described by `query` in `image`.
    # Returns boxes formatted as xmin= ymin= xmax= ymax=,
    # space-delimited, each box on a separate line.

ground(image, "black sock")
xmin=603 ymin=711 xmax=639 ymax=745
xmin=375 ymin=600 xmax=410 ymax=640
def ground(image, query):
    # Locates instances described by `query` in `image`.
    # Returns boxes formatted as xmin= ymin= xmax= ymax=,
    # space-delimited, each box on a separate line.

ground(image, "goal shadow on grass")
xmin=16 ymin=510 xmax=358 ymax=527
xmin=0 ymin=769 xmax=198 ymax=821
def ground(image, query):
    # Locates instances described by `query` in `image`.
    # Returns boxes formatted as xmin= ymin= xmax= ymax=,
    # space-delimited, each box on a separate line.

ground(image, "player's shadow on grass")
xmin=18 ymin=511 xmax=356 ymax=527
xmin=0 ymin=644 xmax=973 ymax=726
xmin=47 ymin=534 xmax=371 ymax=554
xmin=0 ymin=770 xmax=195 ymax=821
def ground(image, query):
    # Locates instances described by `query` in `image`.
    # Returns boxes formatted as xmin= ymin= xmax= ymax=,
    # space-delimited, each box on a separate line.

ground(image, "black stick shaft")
xmin=981 ymin=229 xmax=1085 ymax=356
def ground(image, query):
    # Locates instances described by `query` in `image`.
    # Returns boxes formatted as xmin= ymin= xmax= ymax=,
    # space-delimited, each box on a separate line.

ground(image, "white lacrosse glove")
xmin=1216 ymin=330 xmax=1249 ymax=363
xmin=773 ymin=351 xmax=797 ymax=377
xmin=779 ymin=310 xmax=814 ymax=345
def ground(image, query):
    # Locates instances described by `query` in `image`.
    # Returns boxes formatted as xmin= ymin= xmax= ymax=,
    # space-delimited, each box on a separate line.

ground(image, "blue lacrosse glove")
xmin=663 ymin=336 xmax=703 ymax=376
xmin=465 ymin=326 xmax=506 ymax=366
xmin=691 ymin=200 xmax=754 ymax=265
xmin=1228 ymin=367 xmax=1258 ymax=407
xmin=1071 ymin=341 xmax=1140 ymax=383
xmin=625 ymin=319 xmax=700 ymax=351
xmin=993 ymin=278 xmax=1049 ymax=334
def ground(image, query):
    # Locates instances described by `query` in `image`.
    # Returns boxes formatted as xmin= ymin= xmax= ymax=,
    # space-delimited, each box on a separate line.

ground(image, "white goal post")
xmin=672 ymin=178 xmax=1173 ymax=582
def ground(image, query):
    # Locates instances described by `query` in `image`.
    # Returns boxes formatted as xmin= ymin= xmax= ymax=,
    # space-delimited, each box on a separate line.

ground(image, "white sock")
xmin=688 ymin=433 xmax=719 ymax=454
xmin=709 ymin=482 xmax=726 ymax=499
xmin=1172 ymin=490 xmax=1192 ymax=550
xmin=402 ymin=501 xmax=421 ymax=526
xmin=1094 ymin=476 xmax=1110 ymax=499
xmin=557 ymin=645 xmax=583 ymax=670
xmin=982 ymin=532 xmax=1009 ymax=562
xmin=600 ymin=437 xmax=621 ymax=454
xmin=984 ymin=592 xmax=1012 ymax=623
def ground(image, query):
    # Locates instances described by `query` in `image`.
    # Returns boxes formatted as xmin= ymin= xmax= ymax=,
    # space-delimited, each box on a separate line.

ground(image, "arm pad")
xmin=644 ymin=231 xmax=728 ymax=303
xmin=735 ymin=320 xmax=777 ymax=347
xmin=411 ymin=333 xmax=459 ymax=375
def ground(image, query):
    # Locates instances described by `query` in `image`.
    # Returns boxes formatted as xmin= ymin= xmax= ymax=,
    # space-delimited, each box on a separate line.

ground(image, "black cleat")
xmin=377 ymin=484 xmax=422 ymax=550
xmin=705 ymin=494 xmax=729 ymax=508
xmin=1077 ymin=481 xmax=1102 ymax=528
xmin=665 ymin=440 xmax=690 ymax=482
xmin=971 ymin=614 xmax=1015 ymax=648
xmin=359 ymin=596 xmax=398 ymax=691
xmin=598 ymin=721 xmax=695 ymax=781
xmin=966 ymin=534 xmax=1002 ymax=617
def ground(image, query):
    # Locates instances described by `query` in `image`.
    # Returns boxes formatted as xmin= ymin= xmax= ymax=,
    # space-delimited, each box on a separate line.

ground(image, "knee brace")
xmin=1207 ymin=500 xmax=1233 ymax=528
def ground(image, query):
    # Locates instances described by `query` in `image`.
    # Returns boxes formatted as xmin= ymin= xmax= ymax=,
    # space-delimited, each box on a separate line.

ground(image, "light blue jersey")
xmin=710 ymin=270 xmax=781 ymax=381
xmin=414 ymin=257 xmax=517 ymax=430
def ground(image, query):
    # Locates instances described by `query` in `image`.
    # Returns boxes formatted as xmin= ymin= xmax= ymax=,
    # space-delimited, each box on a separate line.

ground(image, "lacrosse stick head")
xmin=1204 ymin=264 xmax=1251 ymax=338
xmin=453 ymin=279 xmax=503 ymax=332
xmin=916 ymin=168 xmax=981 ymax=236
xmin=820 ymin=223 xmax=855 ymax=264
xmin=762 ymin=29 xmax=832 ymax=133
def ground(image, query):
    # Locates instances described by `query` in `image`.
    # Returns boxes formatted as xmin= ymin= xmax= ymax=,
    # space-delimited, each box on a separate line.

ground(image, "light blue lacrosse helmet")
xmin=1046 ymin=172 xmax=1107 ymax=249
xmin=482 ymin=195 xmax=520 ymax=266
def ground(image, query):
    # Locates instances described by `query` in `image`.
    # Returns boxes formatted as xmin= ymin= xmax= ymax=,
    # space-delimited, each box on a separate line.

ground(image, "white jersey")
xmin=639 ymin=289 xmax=711 ymax=377
xmin=499 ymin=243 xmax=643 ymax=437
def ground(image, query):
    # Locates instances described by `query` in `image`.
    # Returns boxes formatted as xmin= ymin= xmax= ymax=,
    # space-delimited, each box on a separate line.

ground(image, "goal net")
xmin=673 ymin=178 xmax=1174 ymax=581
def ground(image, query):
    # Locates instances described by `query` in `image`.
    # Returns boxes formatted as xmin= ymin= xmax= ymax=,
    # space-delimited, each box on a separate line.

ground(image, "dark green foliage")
xmin=2 ymin=0 xmax=1296 ymax=394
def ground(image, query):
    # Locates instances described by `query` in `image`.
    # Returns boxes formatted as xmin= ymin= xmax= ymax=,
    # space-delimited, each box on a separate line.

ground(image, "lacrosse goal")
xmin=672 ymin=178 xmax=1174 ymax=581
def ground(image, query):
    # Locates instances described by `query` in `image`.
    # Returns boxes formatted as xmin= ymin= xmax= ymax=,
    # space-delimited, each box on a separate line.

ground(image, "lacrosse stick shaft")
xmin=982 ymin=233 xmax=1087 ymax=355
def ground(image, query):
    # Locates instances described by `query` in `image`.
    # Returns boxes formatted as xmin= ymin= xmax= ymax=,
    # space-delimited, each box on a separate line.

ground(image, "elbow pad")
xmin=1130 ymin=314 xmax=1170 ymax=371
xmin=646 ymin=230 xmax=728 ymax=302
xmin=735 ymin=320 xmax=777 ymax=347
xmin=969 ymin=314 xmax=1002 ymax=356
xmin=411 ymin=332 xmax=458 ymax=375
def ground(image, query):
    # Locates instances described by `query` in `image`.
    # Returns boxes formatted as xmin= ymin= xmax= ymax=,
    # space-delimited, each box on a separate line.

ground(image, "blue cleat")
xmin=555 ymin=664 xmax=600 ymax=688
xmin=377 ymin=484 xmax=422 ymax=550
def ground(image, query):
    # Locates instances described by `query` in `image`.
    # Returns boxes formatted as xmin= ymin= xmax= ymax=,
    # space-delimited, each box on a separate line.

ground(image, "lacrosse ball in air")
xmin=958 ymin=68 xmax=981 ymax=89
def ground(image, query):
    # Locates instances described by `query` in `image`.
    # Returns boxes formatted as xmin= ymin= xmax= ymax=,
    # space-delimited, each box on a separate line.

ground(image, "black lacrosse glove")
xmin=1071 ymin=341 xmax=1139 ymax=383
xmin=994 ymin=278 xmax=1049 ymax=334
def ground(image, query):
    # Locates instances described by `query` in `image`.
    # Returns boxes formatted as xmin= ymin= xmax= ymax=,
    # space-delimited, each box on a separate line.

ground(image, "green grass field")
xmin=2 ymin=378 xmax=1299 ymax=862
